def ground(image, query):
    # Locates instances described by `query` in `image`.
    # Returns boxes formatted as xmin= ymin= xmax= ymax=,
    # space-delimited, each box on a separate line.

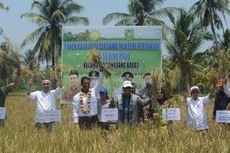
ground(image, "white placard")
xmin=0 ymin=107 xmax=6 ymax=119
xmin=43 ymin=110 xmax=61 ymax=122
xmin=101 ymin=108 xmax=118 ymax=122
xmin=216 ymin=111 xmax=230 ymax=123
xmin=162 ymin=108 xmax=181 ymax=121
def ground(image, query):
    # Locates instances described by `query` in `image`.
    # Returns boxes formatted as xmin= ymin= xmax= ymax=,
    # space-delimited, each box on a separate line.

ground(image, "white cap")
xmin=123 ymin=80 xmax=133 ymax=88
xmin=190 ymin=86 xmax=199 ymax=92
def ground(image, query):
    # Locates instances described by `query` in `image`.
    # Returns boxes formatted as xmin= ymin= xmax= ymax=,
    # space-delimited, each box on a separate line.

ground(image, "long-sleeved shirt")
xmin=186 ymin=95 xmax=209 ymax=130
xmin=27 ymin=87 xmax=63 ymax=123
xmin=113 ymin=93 xmax=151 ymax=126
xmin=72 ymin=72 xmax=104 ymax=123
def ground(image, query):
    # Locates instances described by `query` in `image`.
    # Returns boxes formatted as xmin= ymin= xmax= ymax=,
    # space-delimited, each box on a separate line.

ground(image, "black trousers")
xmin=79 ymin=115 xmax=98 ymax=129
xmin=35 ymin=122 xmax=55 ymax=131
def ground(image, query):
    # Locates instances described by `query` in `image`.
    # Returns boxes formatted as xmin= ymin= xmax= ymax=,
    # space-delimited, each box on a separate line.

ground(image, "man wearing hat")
xmin=88 ymin=70 xmax=99 ymax=88
xmin=185 ymin=86 xmax=212 ymax=131
xmin=113 ymin=71 xmax=134 ymax=96
xmin=111 ymin=80 xmax=151 ymax=126
xmin=97 ymin=87 xmax=111 ymax=130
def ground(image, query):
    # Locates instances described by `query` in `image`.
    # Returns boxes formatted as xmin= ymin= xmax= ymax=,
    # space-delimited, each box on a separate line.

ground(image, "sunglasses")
xmin=191 ymin=91 xmax=199 ymax=94
xmin=43 ymin=83 xmax=50 ymax=85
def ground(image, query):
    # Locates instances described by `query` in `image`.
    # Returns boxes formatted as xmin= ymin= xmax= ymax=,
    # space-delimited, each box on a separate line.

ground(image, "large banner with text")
xmin=61 ymin=26 xmax=162 ymax=103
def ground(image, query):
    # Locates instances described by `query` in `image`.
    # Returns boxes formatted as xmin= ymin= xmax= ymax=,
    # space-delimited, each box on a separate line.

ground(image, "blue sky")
xmin=0 ymin=0 xmax=210 ymax=53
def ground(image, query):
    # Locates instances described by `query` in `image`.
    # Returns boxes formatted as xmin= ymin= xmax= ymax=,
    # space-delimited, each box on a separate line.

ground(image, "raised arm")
xmin=26 ymin=78 xmax=33 ymax=96
xmin=8 ymin=67 xmax=21 ymax=88
xmin=93 ymin=64 xmax=104 ymax=95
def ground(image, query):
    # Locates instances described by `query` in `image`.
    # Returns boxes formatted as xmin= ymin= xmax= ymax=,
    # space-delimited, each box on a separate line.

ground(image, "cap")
xmin=123 ymin=80 xmax=133 ymax=88
xmin=121 ymin=71 xmax=134 ymax=79
xmin=190 ymin=86 xmax=199 ymax=92
xmin=88 ymin=71 xmax=99 ymax=78
xmin=100 ymin=87 xmax=108 ymax=94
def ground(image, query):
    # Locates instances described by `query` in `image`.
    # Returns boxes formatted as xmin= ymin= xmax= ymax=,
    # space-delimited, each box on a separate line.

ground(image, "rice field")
xmin=1 ymin=94 xmax=230 ymax=153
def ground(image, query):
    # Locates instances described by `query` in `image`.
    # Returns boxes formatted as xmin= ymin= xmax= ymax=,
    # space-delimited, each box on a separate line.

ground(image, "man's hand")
xmin=109 ymin=97 xmax=116 ymax=108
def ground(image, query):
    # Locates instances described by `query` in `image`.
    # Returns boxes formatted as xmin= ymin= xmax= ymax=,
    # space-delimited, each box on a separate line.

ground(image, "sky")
xmin=0 ymin=0 xmax=212 ymax=54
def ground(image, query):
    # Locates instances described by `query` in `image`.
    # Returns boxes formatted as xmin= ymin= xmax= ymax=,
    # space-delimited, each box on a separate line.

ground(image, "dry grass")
xmin=1 ymin=94 xmax=230 ymax=153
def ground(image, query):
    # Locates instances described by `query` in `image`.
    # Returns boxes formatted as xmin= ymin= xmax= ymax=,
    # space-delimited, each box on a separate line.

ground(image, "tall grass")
xmin=1 ymin=94 xmax=229 ymax=153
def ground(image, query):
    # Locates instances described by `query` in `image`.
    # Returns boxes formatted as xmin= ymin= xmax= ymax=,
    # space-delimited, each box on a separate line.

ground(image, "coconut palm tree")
xmin=166 ymin=9 xmax=212 ymax=92
xmin=103 ymin=0 xmax=177 ymax=26
xmin=192 ymin=0 xmax=230 ymax=47
xmin=22 ymin=49 xmax=37 ymax=71
xmin=220 ymin=29 xmax=230 ymax=52
xmin=21 ymin=0 xmax=89 ymax=69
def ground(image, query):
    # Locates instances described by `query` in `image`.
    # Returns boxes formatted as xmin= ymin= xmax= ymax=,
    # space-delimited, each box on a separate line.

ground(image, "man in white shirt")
xmin=185 ymin=86 xmax=210 ymax=131
xmin=26 ymin=79 xmax=63 ymax=130
xmin=72 ymin=64 xmax=104 ymax=129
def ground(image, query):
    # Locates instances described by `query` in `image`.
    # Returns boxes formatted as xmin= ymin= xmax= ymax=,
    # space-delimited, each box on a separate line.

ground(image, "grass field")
xmin=1 ymin=94 xmax=230 ymax=153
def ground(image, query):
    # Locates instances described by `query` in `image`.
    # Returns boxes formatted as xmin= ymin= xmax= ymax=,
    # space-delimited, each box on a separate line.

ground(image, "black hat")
xmin=69 ymin=69 xmax=79 ymax=77
xmin=121 ymin=71 xmax=134 ymax=79
xmin=88 ymin=70 xmax=99 ymax=78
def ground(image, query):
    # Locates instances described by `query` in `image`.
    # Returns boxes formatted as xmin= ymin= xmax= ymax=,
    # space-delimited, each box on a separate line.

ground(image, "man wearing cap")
xmin=97 ymin=87 xmax=111 ymax=130
xmin=88 ymin=70 xmax=99 ymax=88
xmin=113 ymin=71 xmax=134 ymax=96
xmin=111 ymin=80 xmax=151 ymax=126
xmin=185 ymin=86 xmax=211 ymax=131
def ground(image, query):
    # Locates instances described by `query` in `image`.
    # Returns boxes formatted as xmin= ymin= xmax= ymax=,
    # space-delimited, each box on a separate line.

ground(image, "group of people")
xmin=1 ymin=64 xmax=230 ymax=133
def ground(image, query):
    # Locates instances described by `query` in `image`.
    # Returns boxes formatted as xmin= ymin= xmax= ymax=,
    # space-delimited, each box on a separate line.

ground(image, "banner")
xmin=61 ymin=26 xmax=162 ymax=103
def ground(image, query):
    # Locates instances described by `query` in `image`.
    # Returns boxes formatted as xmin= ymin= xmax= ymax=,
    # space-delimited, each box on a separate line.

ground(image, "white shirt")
xmin=72 ymin=72 xmax=103 ymax=123
xmin=27 ymin=87 xmax=63 ymax=123
xmin=186 ymin=95 xmax=209 ymax=130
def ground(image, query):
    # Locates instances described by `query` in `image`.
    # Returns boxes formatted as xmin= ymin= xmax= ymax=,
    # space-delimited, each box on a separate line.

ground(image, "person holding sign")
xmin=213 ymin=79 xmax=230 ymax=119
xmin=111 ymin=80 xmax=152 ymax=127
xmin=97 ymin=87 xmax=111 ymax=130
xmin=0 ymin=67 xmax=21 ymax=127
xmin=185 ymin=86 xmax=212 ymax=131
xmin=72 ymin=64 xmax=104 ymax=129
xmin=26 ymin=79 xmax=63 ymax=130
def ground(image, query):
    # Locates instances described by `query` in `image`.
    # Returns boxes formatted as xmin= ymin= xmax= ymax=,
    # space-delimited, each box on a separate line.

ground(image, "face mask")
xmin=145 ymin=80 xmax=153 ymax=87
